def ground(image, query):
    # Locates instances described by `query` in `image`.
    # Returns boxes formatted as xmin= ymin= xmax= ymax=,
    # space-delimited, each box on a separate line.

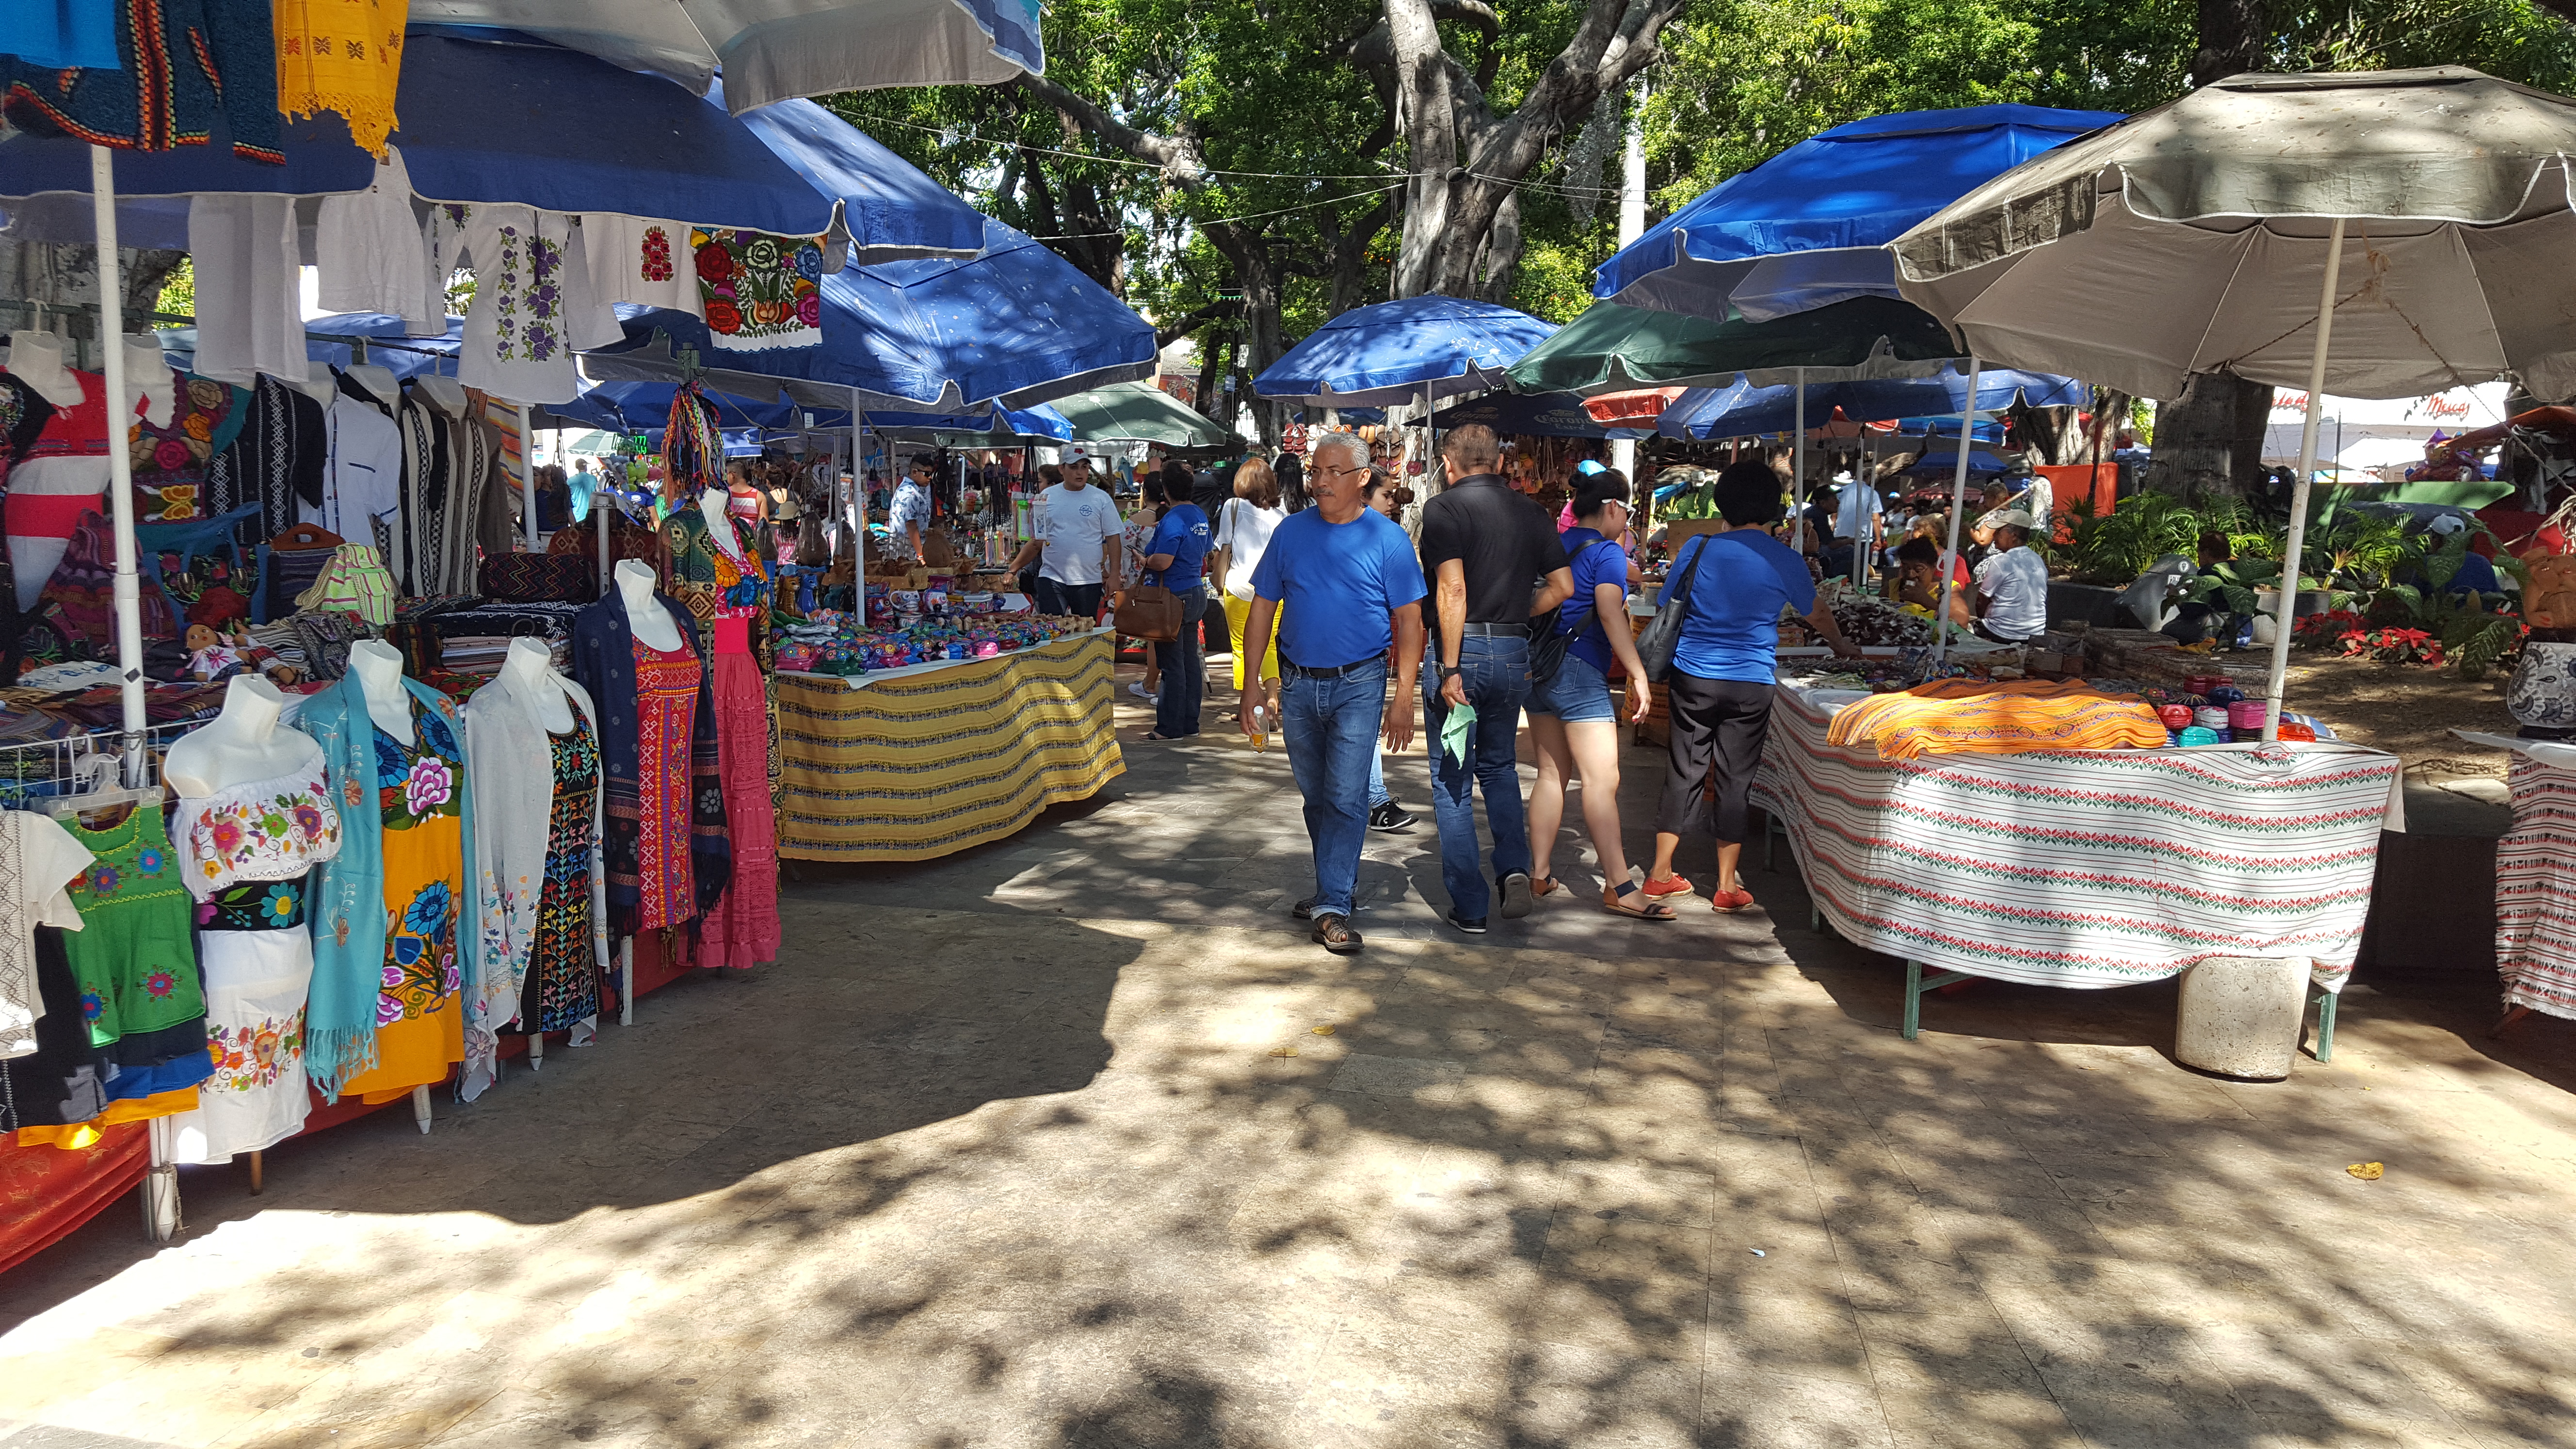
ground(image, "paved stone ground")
xmin=5 ymin=665 xmax=2576 ymax=1449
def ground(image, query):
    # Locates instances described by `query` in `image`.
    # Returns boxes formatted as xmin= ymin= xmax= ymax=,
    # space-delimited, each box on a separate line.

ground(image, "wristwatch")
xmin=1440 ymin=665 xmax=1463 ymax=681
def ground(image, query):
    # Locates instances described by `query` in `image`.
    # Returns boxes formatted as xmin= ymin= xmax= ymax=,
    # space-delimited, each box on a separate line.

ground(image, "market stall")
xmin=776 ymin=628 xmax=1122 ymax=861
xmin=2453 ymin=732 xmax=2576 ymax=1028
xmin=1756 ymin=673 xmax=2400 ymax=1042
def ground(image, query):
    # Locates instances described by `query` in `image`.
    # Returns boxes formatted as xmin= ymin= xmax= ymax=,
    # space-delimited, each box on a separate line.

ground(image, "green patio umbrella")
xmin=1505 ymin=296 xmax=1962 ymax=395
xmin=1049 ymin=379 xmax=1233 ymax=448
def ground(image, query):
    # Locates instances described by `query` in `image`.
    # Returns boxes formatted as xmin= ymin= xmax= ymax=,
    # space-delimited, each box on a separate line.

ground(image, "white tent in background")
xmin=2258 ymin=383 xmax=2513 ymax=467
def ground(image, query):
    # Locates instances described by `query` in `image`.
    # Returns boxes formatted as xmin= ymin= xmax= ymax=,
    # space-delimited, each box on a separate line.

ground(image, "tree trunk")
xmin=2141 ymin=373 xmax=2270 ymax=500
xmin=1480 ymin=189 xmax=1523 ymax=303
xmin=2006 ymin=403 xmax=2085 ymax=465
xmin=1385 ymin=0 xmax=1460 ymax=300
xmin=2191 ymin=0 xmax=2267 ymax=86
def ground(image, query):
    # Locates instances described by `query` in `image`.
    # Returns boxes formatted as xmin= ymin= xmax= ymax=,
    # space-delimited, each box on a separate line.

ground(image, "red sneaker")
xmin=1640 ymin=873 xmax=1695 ymax=900
xmin=1710 ymin=887 xmax=1757 ymax=914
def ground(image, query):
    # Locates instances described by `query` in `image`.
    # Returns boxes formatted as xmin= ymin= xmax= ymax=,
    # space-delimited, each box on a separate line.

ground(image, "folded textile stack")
xmin=1825 ymin=679 xmax=2169 ymax=761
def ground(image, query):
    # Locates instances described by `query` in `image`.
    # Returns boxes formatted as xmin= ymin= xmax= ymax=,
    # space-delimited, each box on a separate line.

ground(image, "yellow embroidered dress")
xmin=339 ymin=699 xmax=466 ymax=1102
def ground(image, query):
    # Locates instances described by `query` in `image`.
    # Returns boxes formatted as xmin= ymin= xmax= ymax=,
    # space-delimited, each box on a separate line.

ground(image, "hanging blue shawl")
xmin=297 ymin=672 xmax=479 ymax=1099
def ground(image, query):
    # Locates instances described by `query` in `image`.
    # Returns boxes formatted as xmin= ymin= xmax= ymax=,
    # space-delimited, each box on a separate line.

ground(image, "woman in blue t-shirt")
xmin=1642 ymin=462 xmax=1858 ymax=914
xmin=1526 ymin=470 xmax=1672 ymax=919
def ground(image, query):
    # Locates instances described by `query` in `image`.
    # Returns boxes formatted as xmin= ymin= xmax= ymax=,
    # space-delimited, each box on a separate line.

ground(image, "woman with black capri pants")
xmin=1642 ymin=462 xmax=1859 ymax=913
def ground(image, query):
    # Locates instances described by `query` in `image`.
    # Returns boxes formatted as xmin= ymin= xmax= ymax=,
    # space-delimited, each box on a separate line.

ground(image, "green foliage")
xmin=2063 ymin=491 xmax=2204 ymax=585
xmin=154 ymin=258 xmax=194 ymax=320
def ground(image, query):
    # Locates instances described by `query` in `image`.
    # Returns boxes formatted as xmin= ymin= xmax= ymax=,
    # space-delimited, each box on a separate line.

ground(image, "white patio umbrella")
xmin=1892 ymin=66 xmax=2576 ymax=739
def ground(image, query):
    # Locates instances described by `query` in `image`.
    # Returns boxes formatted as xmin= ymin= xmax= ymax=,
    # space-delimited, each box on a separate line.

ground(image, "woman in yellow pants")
xmin=1210 ymin=457 xmax=1288 ymax=725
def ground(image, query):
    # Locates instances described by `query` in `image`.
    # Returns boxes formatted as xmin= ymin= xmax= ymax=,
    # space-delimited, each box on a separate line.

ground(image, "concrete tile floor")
xmin=5 ymin=669 xmax=2576 ymax=1448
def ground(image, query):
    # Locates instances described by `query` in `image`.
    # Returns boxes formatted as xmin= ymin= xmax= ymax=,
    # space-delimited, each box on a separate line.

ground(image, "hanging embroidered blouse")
xmin=662 ymin=508 xmax=773 ymax=671
xmin=172 ymin=764 xmax=346 ymax=898
xmin=456 ymin=206 xmax=622 ymax=405
xmin=128 ymin=370 xmax=249 ymax=522
xmin=58 ymin=805 xmax=209 ymax=1077
xmin=692 ymin=228 xmax=825 ymax=352
xmin=1 ymin=810 xmax=94 ymax=1060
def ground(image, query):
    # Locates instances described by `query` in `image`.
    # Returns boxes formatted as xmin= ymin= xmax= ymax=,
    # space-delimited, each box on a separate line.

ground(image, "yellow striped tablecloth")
xmin=774 ymin=632 xmax=1124 ymax=861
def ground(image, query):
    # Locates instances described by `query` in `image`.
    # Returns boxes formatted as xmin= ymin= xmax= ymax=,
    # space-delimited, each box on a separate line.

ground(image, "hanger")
xmin=44 ymin=752 xmax=159 ymax=821
xmin=268 ymin=522 xmax=345 ymax=552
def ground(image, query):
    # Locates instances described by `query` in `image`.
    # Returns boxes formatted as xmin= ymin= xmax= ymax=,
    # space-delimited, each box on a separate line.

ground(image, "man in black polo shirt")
xmin=1417 ymin=423 xmax=1574 ymax=932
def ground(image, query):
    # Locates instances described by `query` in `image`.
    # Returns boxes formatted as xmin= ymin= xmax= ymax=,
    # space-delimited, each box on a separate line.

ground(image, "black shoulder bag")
xmin=1635 ymin=532 xmax=1715 ymax=685
xmin=1528 ymin=537 xmax=1607 ymax=687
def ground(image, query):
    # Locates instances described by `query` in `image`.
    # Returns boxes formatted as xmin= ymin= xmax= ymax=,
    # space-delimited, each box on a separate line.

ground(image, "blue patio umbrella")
xmin=864 ymin=401 xmax=1074 ymax=444
xmin=1889 ymin=416 xmax=2008 ymax=445
xmin=1254 ymin=295 xmax=1557 ymax=408
xmin=0 ymin=30 xmax=846 ymax=243
xmin=598 ymin=214 xmax=1157 ymax=409
xmin=1905 ymin=450 xmax=2013 ymax=477
xmin=716 ymin=78 xmax=986 ymax=262
xmin=1594 ymin=105 xmax=2123 ymax=322
xmin=1655 ymin=367 xmax=2082 ymax=440
xmin=1430 ymin=390 xmax=1648 ymax=440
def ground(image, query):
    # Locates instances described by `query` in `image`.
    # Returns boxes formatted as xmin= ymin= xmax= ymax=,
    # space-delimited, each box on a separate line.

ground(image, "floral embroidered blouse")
xmin=173 ymin=764 xmax=347 ymax=902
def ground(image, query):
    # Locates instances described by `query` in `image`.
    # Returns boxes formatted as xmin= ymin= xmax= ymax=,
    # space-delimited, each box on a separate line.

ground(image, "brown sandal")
xmin=1530 ymin=876 xmax=1561 ymax=899
xmin=1603 ymin=881 xmax=1677 ymax=920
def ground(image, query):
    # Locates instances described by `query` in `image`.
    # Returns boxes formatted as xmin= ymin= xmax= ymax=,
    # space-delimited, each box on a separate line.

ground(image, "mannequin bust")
xmin=347 ymin=639 xmax=416 ymax=745
xmin=287 ymin=361 xmax=339 ymax=404
xmin=2 ymin=329 xmax=83 ymax=407
xmin=699 ymin=486 xmax=744 ymax=561
xmin=499 ymin=637 xmax=575 ymax=733
xmin=411 ymin=374 xmax=468 ymax=416
xmin=165 ymin=676 xmax=322 ymax=797
xmin=121 ymin=336 xmax=175 ymax=428
xmin=616 ymin=559 xmax=684 ymax=653
xmin=341 ymin=364 xmax=400 ymax=409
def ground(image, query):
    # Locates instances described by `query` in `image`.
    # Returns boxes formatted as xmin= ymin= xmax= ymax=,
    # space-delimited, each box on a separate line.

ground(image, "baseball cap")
xmin=1574 ymin=459 xmax=1607 ymax=476
xmin=2427 ymin=513 xmax=2468 ymax=536
xmin=1988 ymin=508 xmax=2037 ymax=530
xmin=1063 ymin=445 xmax=1092 ymax=465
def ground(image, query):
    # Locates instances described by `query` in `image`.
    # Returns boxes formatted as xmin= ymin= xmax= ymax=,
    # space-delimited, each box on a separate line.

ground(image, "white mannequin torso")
xmin=699 ymin=487 xmax=744 ymax=561
xmin=347 ymin=640 xmax=416 ymax=744
xmin=499 ymin=637 xmax=576 ymax=733
xmin=287 ymin=361 xmax=338 ymax=404
xmin=616 ymin=559 xmax=684 ymax=653
xmin=341 ymin=364 xmax=400 ymax=409
xmin=2 ymin=330 xmax=82 ymax=407
xmin=165 ymin=676 xmax=322 ymax=797
xmin=411 ymin=374 xmax=468 ymax=416
xmin=121 ymin=337 xmax=175 ymax=428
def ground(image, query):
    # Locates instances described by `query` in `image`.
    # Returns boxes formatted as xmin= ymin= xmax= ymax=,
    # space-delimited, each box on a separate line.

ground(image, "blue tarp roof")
xmin=1255 ymin=295 xmax=1557 ymax=408
xmin=1657 ymin=369 xmax=2084 ymax=440
xmin=1594 ymin=105 xmax=2124 ymax=321
xmin=604 ymin=213 xmax=1156 ymax=409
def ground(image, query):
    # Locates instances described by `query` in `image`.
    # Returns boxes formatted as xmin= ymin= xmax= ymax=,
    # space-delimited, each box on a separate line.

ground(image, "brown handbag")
xmin=1114 ymin=581 xmax=1185 ymax=641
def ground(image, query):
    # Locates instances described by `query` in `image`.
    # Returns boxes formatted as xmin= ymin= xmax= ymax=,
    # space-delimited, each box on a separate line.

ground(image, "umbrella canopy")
xmin=1656 ymin=367 xmax=2084 ymax=440
xmin=1255 ymin=295 xmax=1557 ymax=407
xmin=1047 ymin=381 xmax=1232 ymax=448
xmin=0 ymin=31 xmax=843 ymax=240
xmin=1506 ymin=297 xmax=1965 ymax=394
xmin=1430 ymin=390 xmax=1649 ymax=439
xmin=606 ymin=214 xmax=1157 ymax=408
xmin=1891 ymin=67 xmax=2576 ymax=402
xmin=1904 ymin=449 xmax=2013 ymax=476
xmin=717 ymin=78 xmax=986 ymax=262
xmin=410 ymin=1 xmax=1042 ymax=108
xmin=864 ymin=402 xmax=1073 ymax=445
xmin=1596 ymin=104 xmax=2123 ymax=322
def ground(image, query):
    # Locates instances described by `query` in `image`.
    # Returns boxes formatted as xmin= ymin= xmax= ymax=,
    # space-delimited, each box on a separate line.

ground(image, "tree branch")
xmin=1156 ymin=298 xmax=1243 ymax=347
xmin=1007 ymin=72 xmax=1208 ymax=187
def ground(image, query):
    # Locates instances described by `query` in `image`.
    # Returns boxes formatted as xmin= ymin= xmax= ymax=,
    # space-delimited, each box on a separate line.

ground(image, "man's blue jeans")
xmin=1421 ymin=635 xmax=1531 ymax=920
xmin=1281 ymin=660 xmax=1386 ymax=920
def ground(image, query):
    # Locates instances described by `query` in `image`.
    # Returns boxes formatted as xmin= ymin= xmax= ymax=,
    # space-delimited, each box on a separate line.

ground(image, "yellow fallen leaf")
xmin=2347 ymin=1161 xmax=2384 ymax=1180
xmin=1312 ymin=1026 xmax=1336 ymax=1036
xmin=1268 ymin=1046 xmax=1299 ymax=1058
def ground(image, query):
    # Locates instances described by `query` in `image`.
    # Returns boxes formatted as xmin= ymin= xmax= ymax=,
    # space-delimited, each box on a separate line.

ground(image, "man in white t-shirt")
xmin=1971 ymin=509 xmax=2051 ymax=643
xmin=1830 ymin=471 xmax=1883 ymax=583
xmin=888 ymin=454 xmax=936 ymax=561
xmin=1007 ymin=445 xmax=1123 ymax=617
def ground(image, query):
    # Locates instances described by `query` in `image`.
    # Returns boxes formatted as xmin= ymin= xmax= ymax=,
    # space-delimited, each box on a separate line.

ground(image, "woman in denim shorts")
xmin=1526 ymin=470 xmax=1671 ymax=919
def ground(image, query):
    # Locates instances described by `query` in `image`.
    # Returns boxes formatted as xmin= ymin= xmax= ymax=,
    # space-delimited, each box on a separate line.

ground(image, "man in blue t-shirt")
xmin=1141 ymin=461 xmax=1215 ymax=739
xmin=1241 ymin=433 xmax=1428 ymax=954
xmin=1641 ymin=462 xmax=1857 ymax=917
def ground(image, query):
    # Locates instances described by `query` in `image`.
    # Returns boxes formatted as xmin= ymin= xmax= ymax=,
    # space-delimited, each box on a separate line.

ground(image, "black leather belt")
xmin=1285 ymin=658 xmax=1383 ymax=680
xmin=1457 ymin=622 xmax=1529 ymax=637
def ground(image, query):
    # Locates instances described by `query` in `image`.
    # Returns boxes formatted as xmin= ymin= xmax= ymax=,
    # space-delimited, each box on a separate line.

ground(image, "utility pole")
xmin=1610 ymin=81 xmax=1647 ymax=483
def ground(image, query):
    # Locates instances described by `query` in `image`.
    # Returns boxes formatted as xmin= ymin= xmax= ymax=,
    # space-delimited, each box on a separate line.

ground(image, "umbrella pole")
xmin=91 ymin=144 xmax=176 ymax=1244
xmin=1791 ymin=369 xmax=1807 ymax=555
xmin=1933 ymin=356 xmax=1982 ymax=667
xmin=519 ymin=402 xmax=540 ymax=550
xmin=2264 ymin=217 xmax=2347 ymax=744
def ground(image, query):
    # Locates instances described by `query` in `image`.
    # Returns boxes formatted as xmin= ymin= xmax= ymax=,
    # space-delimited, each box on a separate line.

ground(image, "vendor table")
xmin=774 ymin=630 xmax=1123 ymax=862
xmin=1756 ymin=680 xmax=2401 ymax=1043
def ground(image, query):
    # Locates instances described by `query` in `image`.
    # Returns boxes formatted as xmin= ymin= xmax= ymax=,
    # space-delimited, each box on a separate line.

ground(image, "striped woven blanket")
xmin=1757 ymin=682 xmax=2399 ymax=992
xmin=2496 ymin=757 xmax=2576 ymax=1020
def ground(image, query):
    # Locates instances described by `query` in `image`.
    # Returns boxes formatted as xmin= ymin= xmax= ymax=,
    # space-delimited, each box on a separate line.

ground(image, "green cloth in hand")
xmin=1441 ymin=699 xmax=1475 ymax=765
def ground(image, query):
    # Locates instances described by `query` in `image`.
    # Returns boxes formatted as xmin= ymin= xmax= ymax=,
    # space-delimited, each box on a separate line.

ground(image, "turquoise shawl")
xmin=296 ymin=673 xmax=479 ymax=1099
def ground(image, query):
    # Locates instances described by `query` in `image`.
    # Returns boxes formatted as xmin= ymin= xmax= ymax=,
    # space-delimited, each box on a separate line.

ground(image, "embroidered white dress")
xmin=165 ymin=764 xmax=345 ymax=1163
xmin=0 ymin=810 xmax=94 ymax=1060
xmin=455 ymin=207 xmax=622 ymax=405
xmin=582 ymin=216 xmax=703 ymax=317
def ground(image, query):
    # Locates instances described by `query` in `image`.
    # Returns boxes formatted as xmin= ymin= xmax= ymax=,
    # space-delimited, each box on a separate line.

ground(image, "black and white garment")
xmin=204 ymin=373 xmax=327 ymax=537
xmin=397 ymin=383 xmax=502 ymax=597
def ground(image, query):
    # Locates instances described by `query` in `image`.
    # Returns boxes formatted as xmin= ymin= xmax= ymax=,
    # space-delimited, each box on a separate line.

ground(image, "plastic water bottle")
xmin=1250 ymin=703 xmax=1269 ymax=752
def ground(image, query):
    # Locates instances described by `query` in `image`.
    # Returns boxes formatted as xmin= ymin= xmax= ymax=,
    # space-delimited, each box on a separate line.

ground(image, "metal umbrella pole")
xmin=88 ymin=144 xmax=177 ymax=1243
xmin=1932 ymin=356 xmax=1983 ymax=667
xmin=1790 ymin=368 xmax=1807 ymax=552
xmin=2263 ymin=218 xmax=2347 ymax=744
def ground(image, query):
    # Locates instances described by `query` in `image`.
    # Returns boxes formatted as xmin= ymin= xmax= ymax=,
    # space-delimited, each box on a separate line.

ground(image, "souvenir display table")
xmin=774 ymin=628 xmax=1123 ymax=862
xmin=1757 ymin=678 xmax=2403 ymax=1042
